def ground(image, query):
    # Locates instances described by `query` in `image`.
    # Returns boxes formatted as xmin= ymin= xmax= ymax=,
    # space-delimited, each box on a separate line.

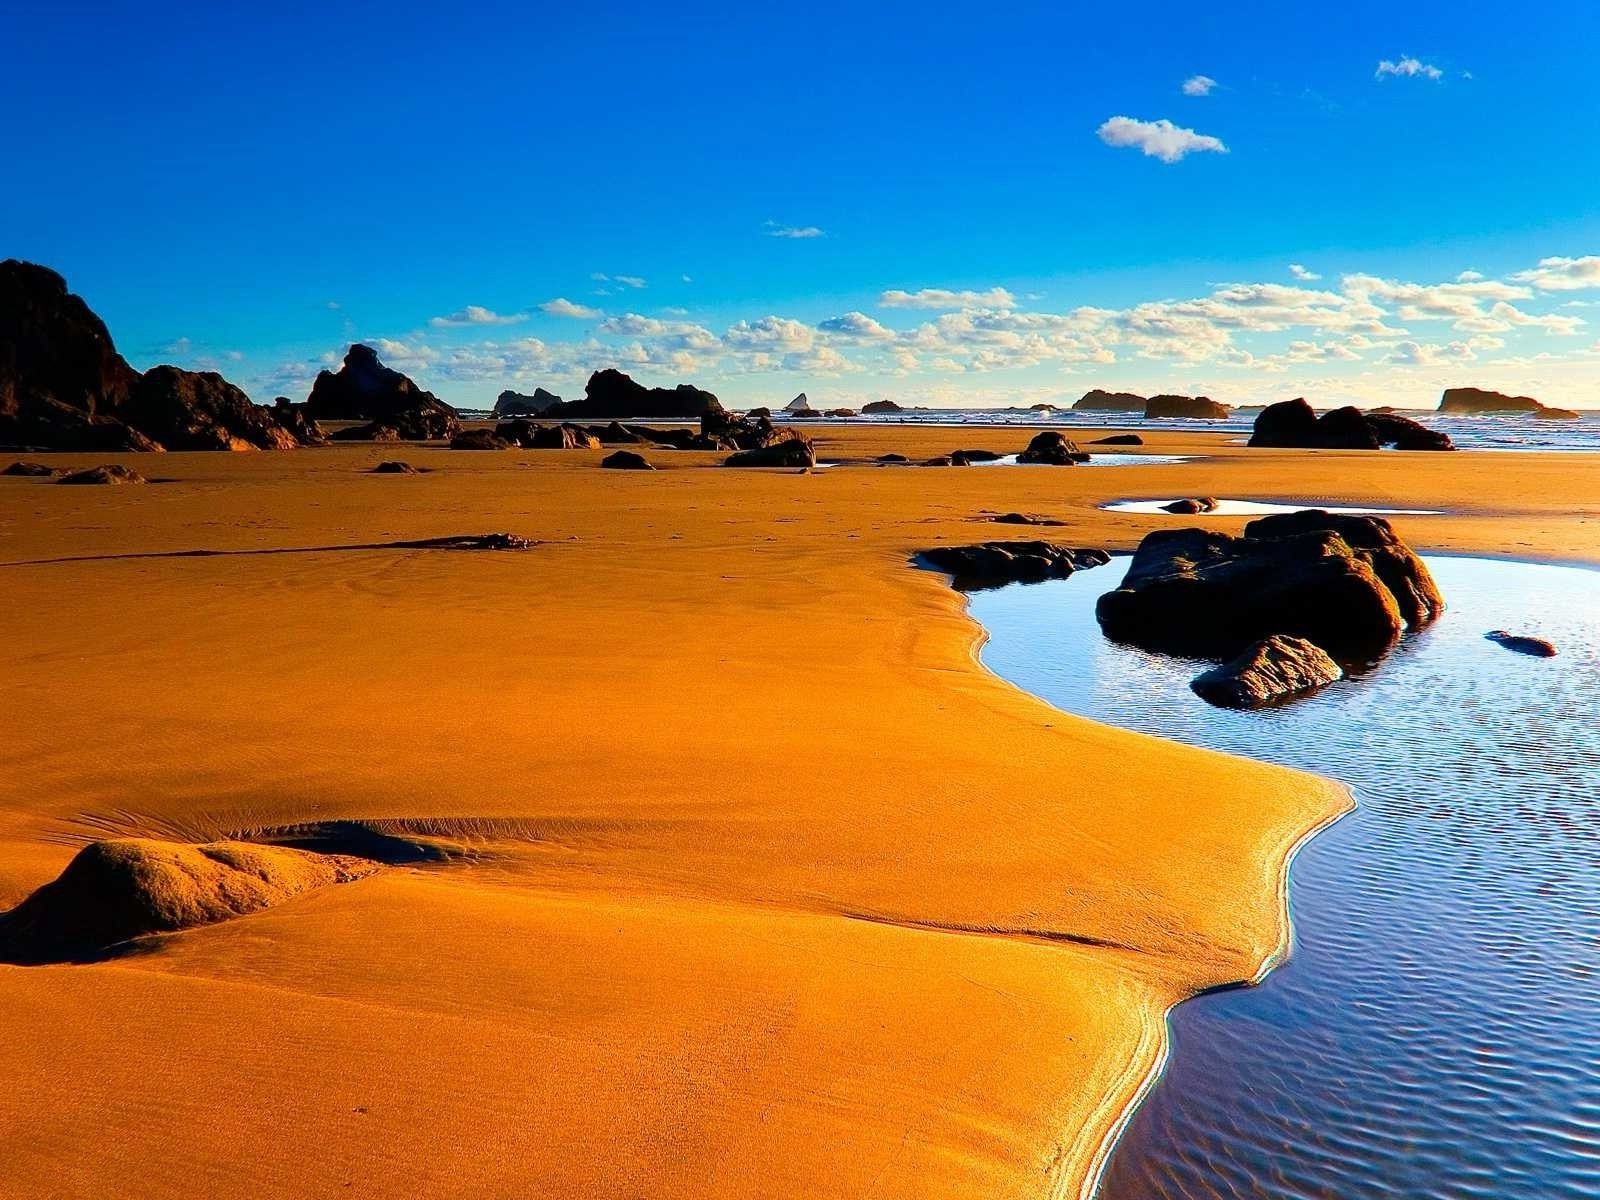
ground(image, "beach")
xmin=2 ymin=426 xmax=1596 ymax=1199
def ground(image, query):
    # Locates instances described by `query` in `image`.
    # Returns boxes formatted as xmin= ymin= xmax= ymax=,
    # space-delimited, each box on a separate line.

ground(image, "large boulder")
xmin=1092 ymin=433 xmax=1143 ymax=446
xmin=124 ymin=366 xmax=299 ymax=451
xmin=862 ymin=399 xmax=903 ymax=414
xmin=493 ymin=387 xmax=562 ymax=417
xmin=1096 ymin=511 xmax=1441 ymax=666
xmin=1191 ymin=634 xmax=1344 ymax=709
xmin=541 ymin=369 xmax=722 ymax=421
xmin=305 ymin=344 xmax=460 ymax=440
xmin=1145 ymin=394 xmax=1229 ymax=420
xmin=450 ymin=429 xmax=511 ymax=450
xmin=921 ymin=542 xmax=1110 ymax=591
xmin=529 ymin=422 xmax=601 ymax=450
xmin=601 ymin=450 xmax=654 ymax=470
xmin=1364 ymin=412 xmax=1454 ymax=451
xmin=1073 ymin=389 xmax=1145 ymax=412
xmin=1017 ymin=431 xmax=1089 ymax=465
xmin=0 ymin=838 xmax=378 ymax=963
xmin=1250 ymin=398 xmax=1453 ymax=451
xmin=723 ymin=436 xmax=816 ymax=468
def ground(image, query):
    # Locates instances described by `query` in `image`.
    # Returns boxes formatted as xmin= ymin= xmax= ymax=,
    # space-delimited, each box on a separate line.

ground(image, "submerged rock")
xmin=57 ymin=464 xmax=146 ymax=485
xmin=601 ymin=449 xmax=654 ymax=470
xmin=1191 ymin=634 xmax=1344 ymax=709
xmin=921 ymin=542 xmax=1110 ymax=591
xmin=1017 ymin=431 xmax=1089 ymax=465
xmin=0 ymin=838 xmax=379 ymax=963
xmin=1096 ymin=511 xmax=1441 ymax=667
xmin=1486 ymin=630 xmax=1558 ymax=657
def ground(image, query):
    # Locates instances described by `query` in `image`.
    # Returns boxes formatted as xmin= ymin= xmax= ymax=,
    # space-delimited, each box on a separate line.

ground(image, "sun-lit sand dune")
xmin=1 ymin=427 xmax=1596 ymax=1198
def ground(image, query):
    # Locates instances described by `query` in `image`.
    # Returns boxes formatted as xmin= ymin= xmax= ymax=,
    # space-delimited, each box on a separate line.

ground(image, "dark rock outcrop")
xmin=305 ymin=344 xmax=460 ymax=440
xmin=1145 ymin=394 xmax=1229 ymax=420
xmin=875 ymin=453 xmax=910 ymax=464
xmin=951 ymin=448 xmax=1004 ymax=464
xmin=784 ymin=393 xmax=812 ymax=414
xmin=0 ymin=838 xmax=378 ymax=963
xmin=723 ymin=437 xmax=816 ymax=468
xmin=1250 ymin=398 xmax=1454 ymax=451
xmin=1091 ymin=434 xmax=1144 ymax=446
xmin=825 ymin=408 xmax=857 ymax=417
xmin=1486 ymin=630 xmax=1557 ymax=657
xmin=450 ymin=429 xmax=511 ymax=450
xmin=921 ymin=542 xmax=1111 ymax=591
xmin=331 ymin=422 xmax=402 ymax=443
xmin=1533 ymin=406 xmax=1580 ymax=421
xmin=1096 ymin=511 xmax=1442 ymax=667
xmin=601 ymin=450 xmax=654 ymax=470
xmin=541 ymin=369 xmax=722 ymax=421
xmin=272 ymin=398 xmax=328 ymax=445
xmin=124 ymin=367 xmax=299 ymax=451
xmin=57 ymin=464 xmax=147 ymax=485
xmin=1191 ymin=634 xmax=1344 ymax=709
xmin=1439 ymin=387 xmax=1542 ymax=415
xmin=528 ymin=422 xmax=602 ymax=450
xmin=1017 ymin=431 xmax=1089 ymax=465
xmin=2 ymin=460 xmax=63 ymax=477
xmin=1074 ymin=389 xmax=1145 ymax=413
xmin=1162 ymin=497 xmax=1219 ymax=514
xmin=1364 ymin=412 xmax=1455 ymax=451
xmin=371 ymin=461 xmax=418 ymax=474
xmin=493 ymin=387 xmax=562 ymax=417
xmin=703 ymin=408 xmax=785 ymax=451
xmin=862 ymin=400 xmax=903 ymax=414
xmin=991 ymin=512 xmax=1066 ymax=526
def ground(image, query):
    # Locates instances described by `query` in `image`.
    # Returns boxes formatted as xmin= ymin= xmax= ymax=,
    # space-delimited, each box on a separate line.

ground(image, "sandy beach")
xmin=1 ymin=426 xmax=1593 ymax=1198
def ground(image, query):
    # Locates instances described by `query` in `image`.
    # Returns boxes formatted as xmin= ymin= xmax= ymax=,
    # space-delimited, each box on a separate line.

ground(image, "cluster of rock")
xmin=1097 ymin=510 xmax=1443 ymax=707
xmin=921 ymin=542 xmax=1111 ymax=591
xmin=538 ymin=369 xmax=721 ymax=421
xmin=861 ymin=400 xmax=904 ymax=414
xmin=1018 ymin=431 xmax=1089 ymax=464
xmin=1438 ymin=387 xmax=1578 ymax=420
xmin=492 ymin=387 xmax=562 ymax=417
xmin=0 ymin=260 xmax=327 ymax=452
xmin=1249 ymin=398 xmax=1454 ymax=451
xmin=1070 ymin=389 xmax=1229 ymax=420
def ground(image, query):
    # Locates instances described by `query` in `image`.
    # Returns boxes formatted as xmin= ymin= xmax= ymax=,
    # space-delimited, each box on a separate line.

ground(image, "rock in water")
xmin=1145 ymin=394 xmax=1229 ymax=420
xmin=1162 ymin=497 xmax=1219 ymax=514
xmin=1096 ymin=511 xmax=1441 ymax=666
xmin=1485 ymin=630 xmax=1558 ymax=657
xmin=723 ymin=437 xmax=816 ymax=468
xmin=539 ymin=369 xmax=722 ymax=421
xmin=862 ymin=399 xmax=903 ymax=414
xmin=57 ymin=464 xmax=146 ymax=485
xmin=0 ymin=838 xmax=379 ymax=963
xmin=1017 ymin=431 xmax=1089 ymax=465
xmin=1073 ymin=389 xmax=1146 ymax=412
xmin=784 ymin=393 xmax=812 ymax=413
xmin=1191 ymin=634 xmax=1344 ymax=709
xmin=1249 ymin=398 xmax=1454 ymax=451
xmin=1438 ymin=387 xmax=1542 ymax=415
xmin=601 ymin=450 xmax=654 ymax=470
xmin=305 ymin=344 xmax=460 ymax=440
xmin=921 ymin=542 xmax=1111 ymax=591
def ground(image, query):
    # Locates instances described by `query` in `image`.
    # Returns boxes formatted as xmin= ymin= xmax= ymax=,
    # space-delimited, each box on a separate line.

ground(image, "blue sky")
xmin=7 ymin=1 xmax=1600 ymax=408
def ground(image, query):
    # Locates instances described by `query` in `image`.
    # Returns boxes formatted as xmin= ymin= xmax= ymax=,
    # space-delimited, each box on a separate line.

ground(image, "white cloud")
xmin=429 ymin=305 xmax=528 ymax=328
xmin=1097 ymin=116 xmax=1227 ymax=163
xmin=540 ymin=298 xmax=601 ymax=319
xmin=1181 ymin=75 xmax=1217 ymax=97
xmin=766 ymin=222 xmax=826 ymax=239
xmin=880 ymin=286 xmax=1017 ymax=310
xmin=1289 ymin=263 xmax=1322 ymax=281
xmin=1376 ymin=56 xmax=1444 ymax=81
xmin=591 ymin=273 xmax=646 ymax=288
xmin=1511 ymin=256 xmax=1600 ymax=292
xmin=818 ymin=311 xmax=896 ymax=340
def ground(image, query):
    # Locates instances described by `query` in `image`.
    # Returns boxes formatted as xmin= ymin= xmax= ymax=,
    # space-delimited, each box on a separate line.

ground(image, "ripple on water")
xmin=966 ymin=556 xmax=1600 ymax=1200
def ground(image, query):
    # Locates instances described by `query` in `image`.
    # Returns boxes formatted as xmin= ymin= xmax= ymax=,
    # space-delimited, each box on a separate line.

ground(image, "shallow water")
xmin=970 ymin=453 xmax=1195 ymax=467
xmin=966 ymin=556 xmax=1600 ymax=1200
xmin=1102 ymin=498 xmax=1442 ymax=516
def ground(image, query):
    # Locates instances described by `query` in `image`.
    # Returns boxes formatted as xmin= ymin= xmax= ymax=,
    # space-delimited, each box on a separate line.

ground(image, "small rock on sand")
xmin=57 ymin=464 xmax=146 ymax=485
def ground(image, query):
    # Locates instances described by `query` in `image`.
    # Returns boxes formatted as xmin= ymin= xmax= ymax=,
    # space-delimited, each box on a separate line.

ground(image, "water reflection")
xmin=967 ymin=556 xmax=1600 ymax=1200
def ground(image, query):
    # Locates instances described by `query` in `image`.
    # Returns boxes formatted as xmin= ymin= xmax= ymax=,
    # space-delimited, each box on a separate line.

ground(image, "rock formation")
xmin=1144 ymin=394 xmax=1230 ymax=420
xmin=305 ymin=344 xmax=460 ymax=440
xmin=601 ymin=450 xmax=654 ymax=470
xmin=1096 ymin=511 xmax=1442 ymax=667
xmin=723 ymin=436 xmax=816 ymax=468
xmin=1073 ymin=389 xmax=1145 ymax=412
xmin=1091 ymin=434 xmax=1144 ymax=446
xmin=862 ymin=400 xmax=903 ymax=414
xmin=1438 ymin=387 xmax=1541 ymax=414
xmin=450 ymin=429 xmax=512 ymax=450
xmin=1250 ymin=398 xmax=1454 ymax=451
xmin=371 ymin=461 xmax=419 ymax=474
xmin=57 ymin=464 xmax=146 ymax=485
xmin=2 ymin=460 xmax=63 ymax=477
xmin=920 ymin=542 xmax=1111 ymax=591
xmin=493 ymin=387 xmax=562 ymax=417
xmin=991 ymin=512 xmax=1066 ymax=526
xmin=1017 ymin=431 xmax=1089 ymax=464
xmin=784 ymin=393 xmax=812 ymax=413
xmin=1190 ymin=634 xmax=1344 ymax=709
xmin=123 ymin=367 xmax=300 ymax=450
xmin=1162 ymin=497 xmax=1219 ymax=514
xmin=538 ymin=369 xmax=722 ymax=421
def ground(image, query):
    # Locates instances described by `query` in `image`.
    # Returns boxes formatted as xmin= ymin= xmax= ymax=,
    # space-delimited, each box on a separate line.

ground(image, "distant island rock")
xmin=306 ymin=344 xmax=460 ymax=441
xmin=1439 ymin=387 xmax=1579 ymax=420
xmin=0 ymin=259 xmax=322 ymax=452
xmin=493 ymin=387 xmax=562 ymax=417
xmin=1145 ymin=394 xmax=1230 ymax=420
xmin=784 ymin=393 xmax=813 ymax=414
xmin=1074 ymin=389 xmax=1145 ymax=413
xmin=1250 ymin=398 xmax=1454 ymax=451
xmin=862 ymin=399 xmax=903 ymax=414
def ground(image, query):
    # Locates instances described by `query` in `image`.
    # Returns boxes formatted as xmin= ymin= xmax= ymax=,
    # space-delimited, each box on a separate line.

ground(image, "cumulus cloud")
xmin=429 ymin=305 xmax=528 ymax=328
xmin=1376 ymin=56 xmax=1443 ymax=81
xmin=1511 ymin=255 xmax=1600 ymax=292
xmin=1097 ymin=116 xmax=1227 ymax=163
xmin=880 ymin=286 xmax=1017 ymax=310
xmin=818 ymin=311 xmax=896 ymax=340
xmin=765 ymin=222 xmax=826 ymax=239
xmin=1181 ymin=75 xmax=1217 ymax=97
xmin=540 ymin=298 xmax=601 ymax=319
xmin=1289 ymin=263 xmax=1322 ymax=281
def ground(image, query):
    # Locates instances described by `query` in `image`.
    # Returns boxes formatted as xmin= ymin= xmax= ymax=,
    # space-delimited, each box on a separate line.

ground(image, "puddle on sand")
xmin=966 ymin=556 xmax=1600 ymax=1200
xmin=971 ymin=453 xmax=1196 ymax=467
xmin=1102 ymin=498 xmax=1442 ymax=515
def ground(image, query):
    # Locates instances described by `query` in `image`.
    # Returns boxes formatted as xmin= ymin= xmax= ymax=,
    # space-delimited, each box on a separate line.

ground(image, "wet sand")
xmin=1 ymin=425 xmax=1595 ymax=1199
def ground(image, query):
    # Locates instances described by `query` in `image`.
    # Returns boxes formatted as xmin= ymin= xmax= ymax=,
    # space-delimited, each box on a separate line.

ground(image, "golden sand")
xmin=1 ymin=426 xmax=1594 ymax=1198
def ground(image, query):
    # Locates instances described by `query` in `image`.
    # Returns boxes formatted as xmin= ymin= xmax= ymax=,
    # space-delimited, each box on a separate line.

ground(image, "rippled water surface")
xmin=1101 ymin=498 xmax=1442 ymax=516
xmin=967 ymin=557 xmax=1600 ymax=1200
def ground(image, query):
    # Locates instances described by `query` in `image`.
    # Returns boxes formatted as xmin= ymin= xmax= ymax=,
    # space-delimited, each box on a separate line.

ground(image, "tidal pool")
xmin=1102 ymin=498 xmax=1443 ymax=516
xmin=966 ymin=556 xmax=1600 ymax=1200
xmin=972 ymin=452 xmax=1195 ymax=467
